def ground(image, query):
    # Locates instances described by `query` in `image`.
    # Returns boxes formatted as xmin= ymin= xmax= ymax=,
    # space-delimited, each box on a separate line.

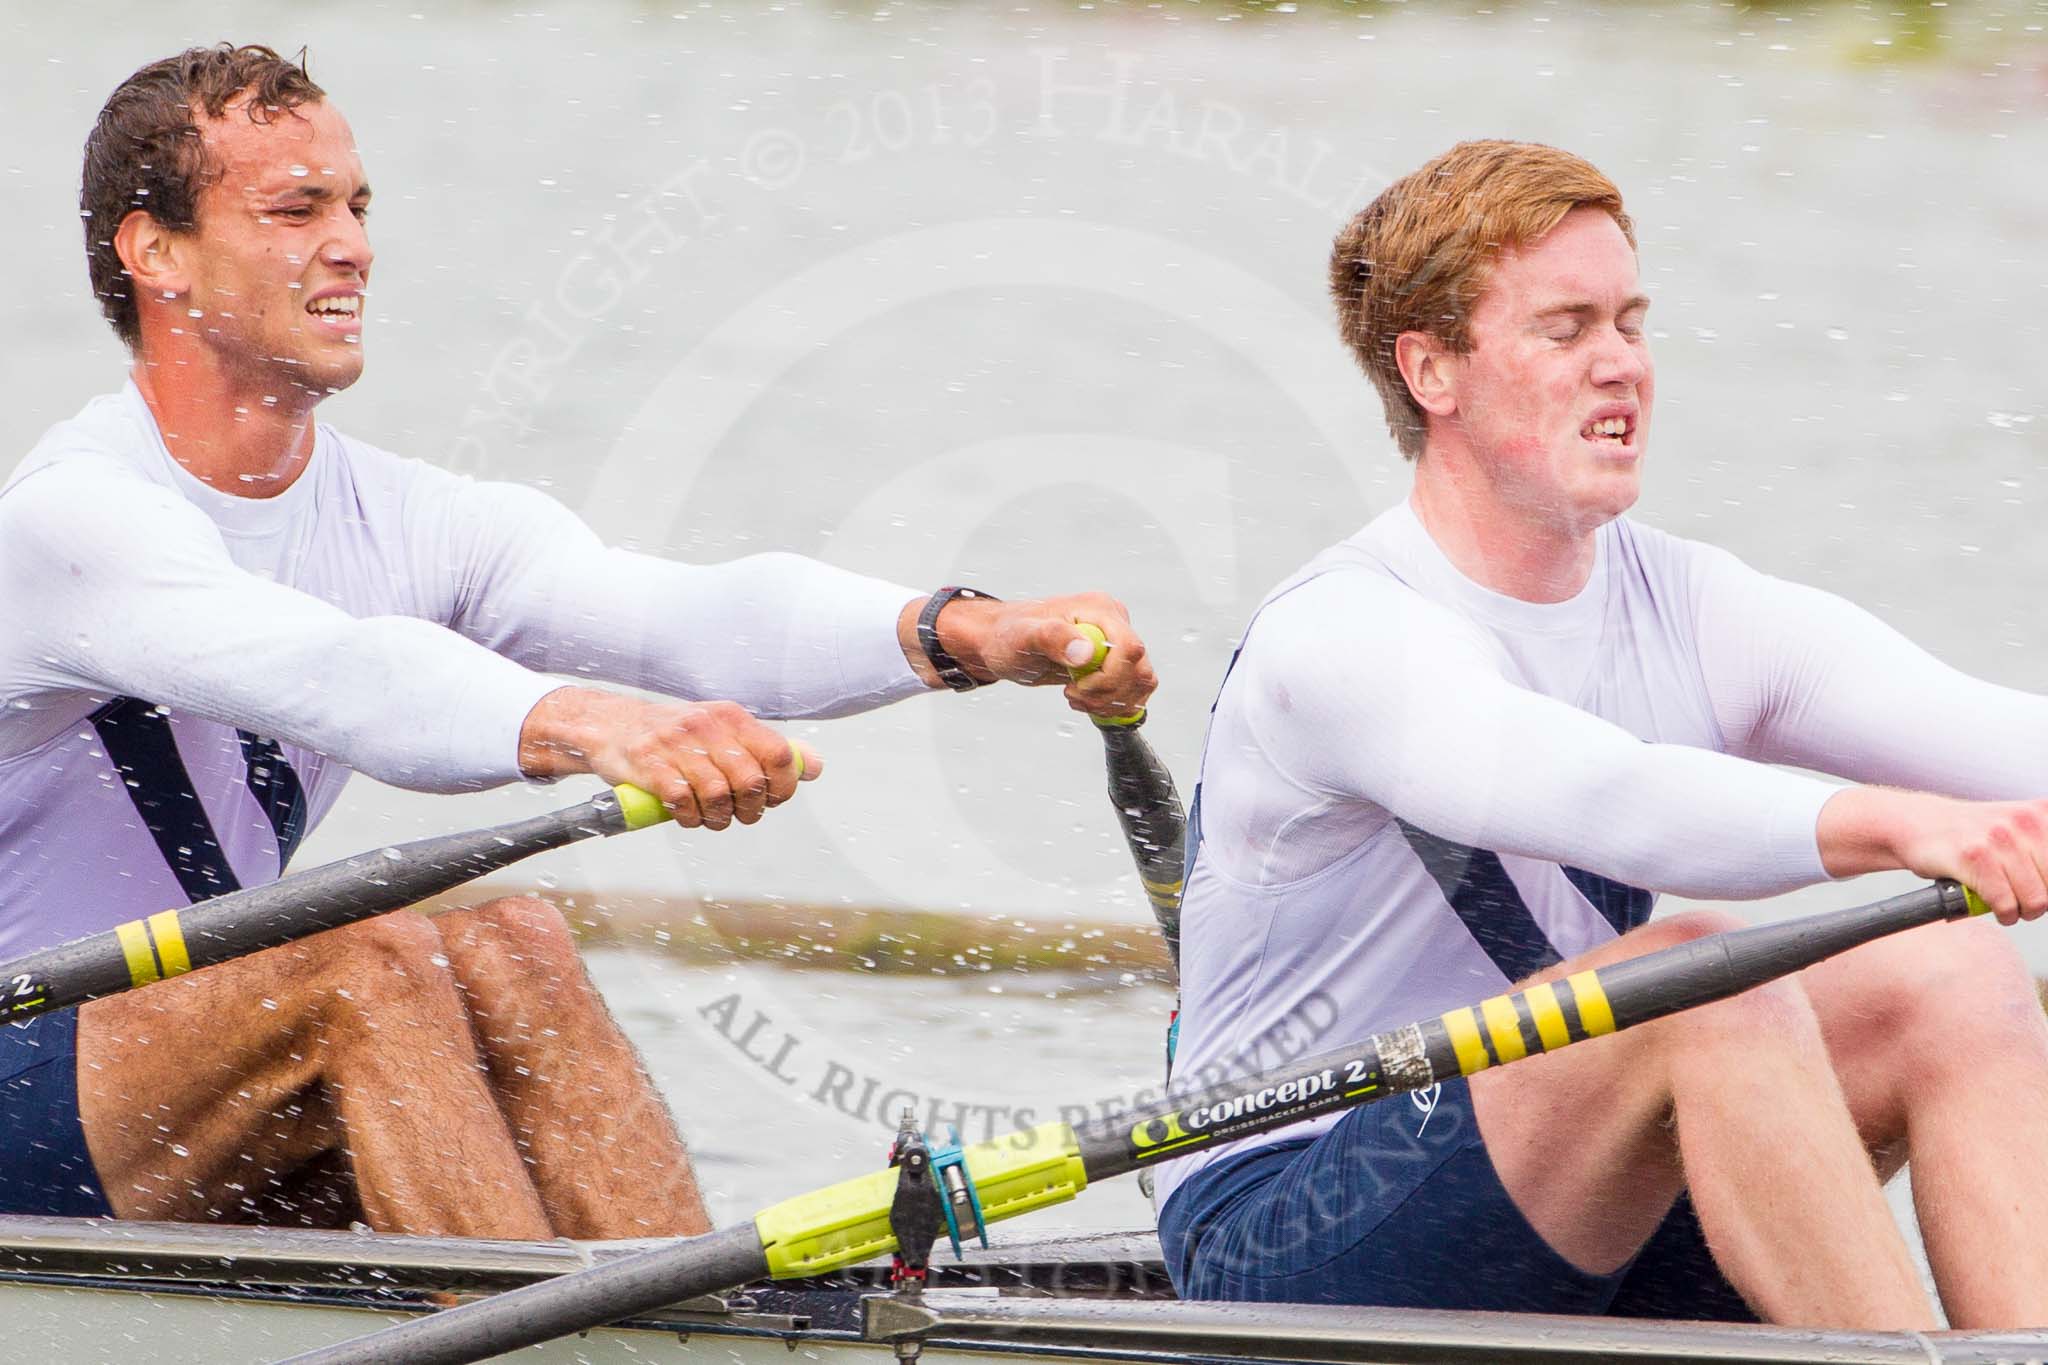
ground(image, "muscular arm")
xmin=1681 ymin=545 xmax=2048 ymax=916
xmin=414 ymin=476 xmax=926 ymax=719
xmin=1236 ymin=572 xmax=1839 ymax=899
xmin=1692 ymin=544 xmax=2048 ymax=798
xmin=0 ymin=461 xmax=556 ymax=790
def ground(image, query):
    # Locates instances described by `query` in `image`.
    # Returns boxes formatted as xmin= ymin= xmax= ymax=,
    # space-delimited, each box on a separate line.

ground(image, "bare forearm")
xmin=893 ymin=589 xmax=1153 ymax=717
xmin=516 ymin=686 xmax=628 ymax=780
xmin=894 ymin=595 xmax=999 ymax=688
xmin=1816 ymin=787 xmax=1943 ymax=878
xmin=1818 ymin=784 xmax=2048 ymax=924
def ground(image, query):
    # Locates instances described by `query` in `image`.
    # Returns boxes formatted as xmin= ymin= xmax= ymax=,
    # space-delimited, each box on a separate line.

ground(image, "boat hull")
xmin=5 ymin=1215 xmax=2046 ymax=1364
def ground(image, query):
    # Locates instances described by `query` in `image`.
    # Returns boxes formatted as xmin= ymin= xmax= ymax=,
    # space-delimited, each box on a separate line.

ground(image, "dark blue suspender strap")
xmin=1397 ymin=820 xmax=1563 ymax=982
xmin=238 ymin=730 xmax=308 ymax=873
xmin=89 ymin=699 xmax=309 ymax=903
xmin=90 ymin=698 xmax=242 ymax=903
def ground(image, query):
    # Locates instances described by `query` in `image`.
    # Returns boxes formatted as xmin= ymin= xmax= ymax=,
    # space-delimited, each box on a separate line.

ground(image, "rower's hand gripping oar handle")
xmin=1068 ymin=623 xmax=1186 ymax=966
xmin=618 ymin=739 xmax=805 ymax=827
xmin=1069 ymin=622 xmax=1144 ymax=728
xmin=610 ymin=781 xmax=672 ymax=831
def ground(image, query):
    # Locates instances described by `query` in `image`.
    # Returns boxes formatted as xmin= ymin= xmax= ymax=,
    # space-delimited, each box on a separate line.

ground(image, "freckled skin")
xmin=1448 ymin=207 xmax=1653 ymax=535
xmin=1387 ymin=201 xmax=2048 ymax=1331
xmin=1404 ymin=206 xmax=1653 ymax=601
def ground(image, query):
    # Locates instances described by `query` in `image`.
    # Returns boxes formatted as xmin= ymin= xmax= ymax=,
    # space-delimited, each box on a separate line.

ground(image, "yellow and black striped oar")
xmin=1071 ymin=622 xmax=1185 ymax=968
xmin=0 ymin=783 xmax=673 ymax=1023
xmin=296 ymin=877 xmax=1988 ymax=1365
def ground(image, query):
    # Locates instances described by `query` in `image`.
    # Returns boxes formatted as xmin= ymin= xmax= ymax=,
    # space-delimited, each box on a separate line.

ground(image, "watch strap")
xmin=917 ymin=586 xmax=999 ymax=691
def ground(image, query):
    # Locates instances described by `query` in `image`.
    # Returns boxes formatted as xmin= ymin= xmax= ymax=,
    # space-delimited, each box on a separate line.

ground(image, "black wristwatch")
xmin=916 ymin=586 xmax=1000 ymax=691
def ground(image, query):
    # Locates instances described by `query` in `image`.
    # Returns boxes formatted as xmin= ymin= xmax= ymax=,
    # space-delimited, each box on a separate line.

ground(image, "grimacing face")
xmin=173 ymin=97 xmax=373 ymax=397
xmin=1446 ymin=205 xmax=1653 ymax=532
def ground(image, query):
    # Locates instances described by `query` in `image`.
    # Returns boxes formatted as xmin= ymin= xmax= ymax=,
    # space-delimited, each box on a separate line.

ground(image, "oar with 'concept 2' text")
xmin=291 ymin=875 xmax=1997 ymax=1364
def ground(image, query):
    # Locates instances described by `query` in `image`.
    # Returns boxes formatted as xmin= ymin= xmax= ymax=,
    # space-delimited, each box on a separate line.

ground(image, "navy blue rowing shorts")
xmin=1158 ymin=1076 xmax=1754 ymax=1321
xmin=0 ymin=1010 xmax=115 ymax=1217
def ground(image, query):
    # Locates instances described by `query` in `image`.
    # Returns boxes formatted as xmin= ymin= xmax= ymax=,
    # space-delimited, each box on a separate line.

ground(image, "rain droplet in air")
xmin=289 ymin=164 xmax=310 ymax=178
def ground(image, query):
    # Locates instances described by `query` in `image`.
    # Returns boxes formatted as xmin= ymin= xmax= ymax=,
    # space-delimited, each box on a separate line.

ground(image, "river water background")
xmin=3 ymin=0 xmax=2045 ymax=1280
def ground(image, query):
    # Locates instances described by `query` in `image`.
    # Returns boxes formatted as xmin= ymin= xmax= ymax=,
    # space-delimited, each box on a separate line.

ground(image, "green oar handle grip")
xmin=1068 ymin=622 xmax=1145 ymax=728
xmin=608 ymin=741 xmax=808 ymax=832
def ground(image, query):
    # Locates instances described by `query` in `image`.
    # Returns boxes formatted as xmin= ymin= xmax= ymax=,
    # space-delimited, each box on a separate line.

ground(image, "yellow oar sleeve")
xmin=755 ymin=1122 xmax=1086 ymax=1279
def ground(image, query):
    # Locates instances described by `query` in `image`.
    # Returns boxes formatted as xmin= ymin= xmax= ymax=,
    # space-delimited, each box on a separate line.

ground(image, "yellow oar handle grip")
xmin=1070 ymin=623 xmax=1113 ymax=678
xmin=611 ymin=743 xmax=808 ymax=831
xmin=1068 ymin=622 xmax=1145 ymax=729
xmin=612 ymin=784 xmax=669 ymax=831
xmin=1964 ymin=886 xmax=1995 ymax=917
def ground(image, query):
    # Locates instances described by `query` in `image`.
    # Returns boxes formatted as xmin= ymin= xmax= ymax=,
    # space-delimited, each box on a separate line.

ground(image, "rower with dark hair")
xmin=0 ymin=44 xmax=1155 ymax=1238
xmin=1157 ymin=139 xmax=2048 ymax=1330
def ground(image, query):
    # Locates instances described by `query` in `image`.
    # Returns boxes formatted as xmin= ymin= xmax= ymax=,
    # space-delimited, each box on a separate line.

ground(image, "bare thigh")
xmin=1468 ymin=912 xmax=1825 ymax=1275
xmin=1797 ymin=914 xmax=2040 ymax=1174
xmin=77 ymin=912 xmax=458 ymax=1225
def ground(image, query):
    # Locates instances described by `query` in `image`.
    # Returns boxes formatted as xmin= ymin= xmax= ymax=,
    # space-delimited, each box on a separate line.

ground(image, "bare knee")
xmin=1856 ymin=920 xmax=2045 ymax=1069
xmin=1623 ymin=913 xmax=1822 ymax=1062
xmin=332 ymin=910 xmax=450 ymax=980
xmin=309 ymin=912 xmax=465 ymax=1037
xmin=437 ymin=897 xmax=585 ymax=1004
xmin=1540 ymin=911 xmax=1820 ymax=1079
xmin=1634 ymin=908 xmax=1748 ymax=951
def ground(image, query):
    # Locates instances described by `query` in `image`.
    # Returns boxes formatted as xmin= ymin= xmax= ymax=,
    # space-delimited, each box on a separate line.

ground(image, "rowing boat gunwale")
xmin=5 ymin=1214 xmax=2047 ymax=1364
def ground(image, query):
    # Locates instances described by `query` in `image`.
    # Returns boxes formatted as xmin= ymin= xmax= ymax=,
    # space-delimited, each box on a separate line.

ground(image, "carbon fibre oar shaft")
xmin=1072 ymin=623 xmax=1185 ymax=969
xmin=0 ymin=783 xmax=669 ymax=1023
xmin=294 ymin=1224 xmax=770 ymax=1365
xmin=299 ymin=878 xmax=1985 ymax=1365
xmin=1077 ymin=879 xmax=1983 ymax=1179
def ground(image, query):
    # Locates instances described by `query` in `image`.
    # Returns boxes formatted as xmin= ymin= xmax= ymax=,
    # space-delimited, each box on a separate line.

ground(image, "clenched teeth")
xmin=1581 ymin=416 xmax=1630 ymax=439
xmin=307 ymin=295 xmax=362 ymax=317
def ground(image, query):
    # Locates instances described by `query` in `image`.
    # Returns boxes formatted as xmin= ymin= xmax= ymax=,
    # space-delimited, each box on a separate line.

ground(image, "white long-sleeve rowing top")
xmin=0 ymin=383 xmax=927 ymax=958
xmin=1154 ymin=499 xmax=2048 ymax=1213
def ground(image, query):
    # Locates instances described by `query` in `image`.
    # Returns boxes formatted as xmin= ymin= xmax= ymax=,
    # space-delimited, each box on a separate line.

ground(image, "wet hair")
xmin=81 ymin=43 xmax=325 ymax=347
xmin=1330 ymin=140 xmax=1635 ymax=460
